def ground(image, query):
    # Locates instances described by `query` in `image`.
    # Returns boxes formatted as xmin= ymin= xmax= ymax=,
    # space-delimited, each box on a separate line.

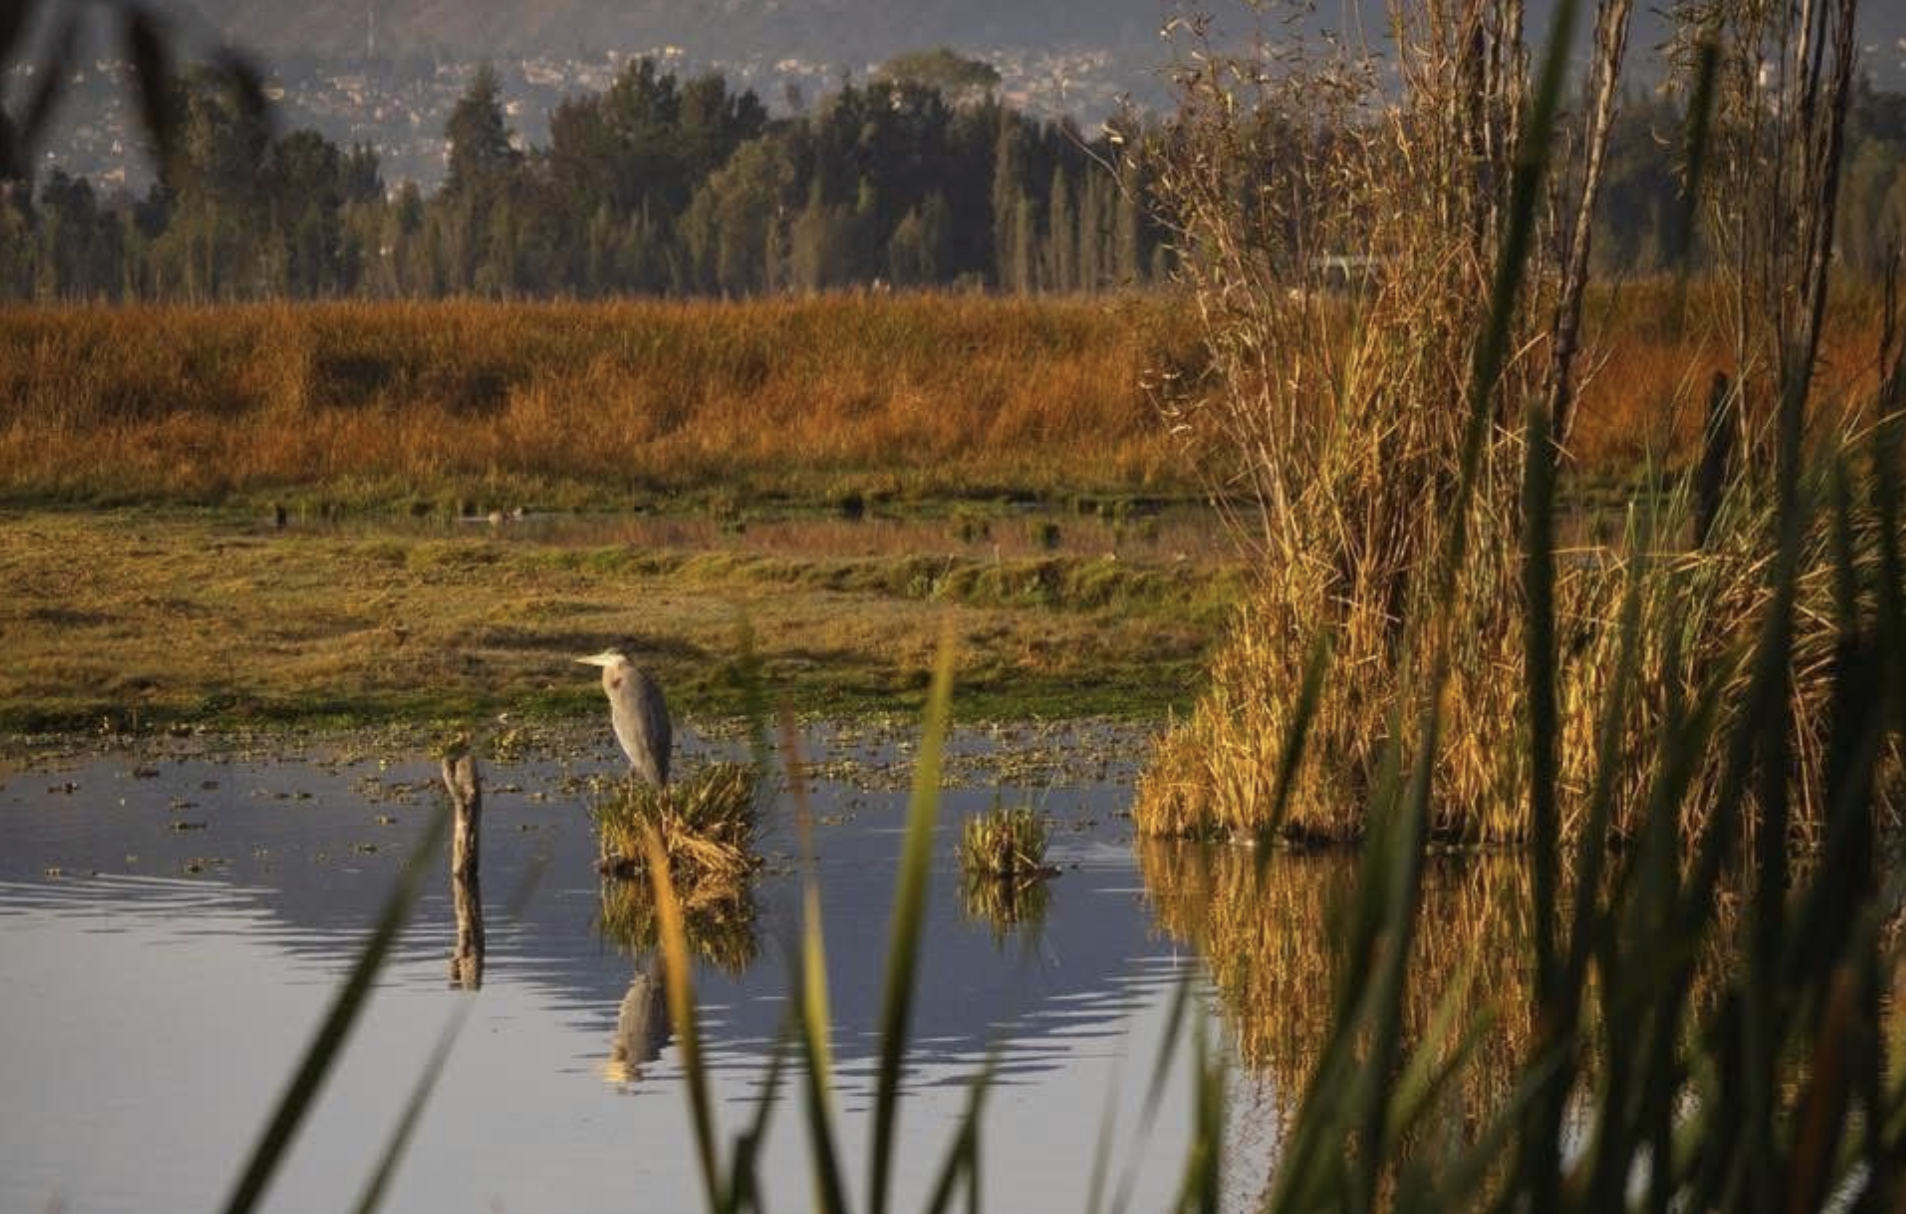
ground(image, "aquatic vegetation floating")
xmin=957 ymin=804 xmax=1054 ymax=882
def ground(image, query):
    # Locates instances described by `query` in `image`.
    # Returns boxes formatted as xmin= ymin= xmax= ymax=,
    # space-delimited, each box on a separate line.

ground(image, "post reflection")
xmin=450 ymin=868 xmax=485 ymax=989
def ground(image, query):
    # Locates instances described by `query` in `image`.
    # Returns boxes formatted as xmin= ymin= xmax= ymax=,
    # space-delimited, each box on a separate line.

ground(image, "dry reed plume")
xmin=1137 ymin=0 xmax=1565 ymax=841
xmin=1133 ymin=0 xmax=1902 ymax=846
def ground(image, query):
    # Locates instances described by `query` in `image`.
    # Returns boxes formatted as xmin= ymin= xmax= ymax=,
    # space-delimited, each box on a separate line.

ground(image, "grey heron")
xmin=577 ymin=645 xmax=672 ymax=787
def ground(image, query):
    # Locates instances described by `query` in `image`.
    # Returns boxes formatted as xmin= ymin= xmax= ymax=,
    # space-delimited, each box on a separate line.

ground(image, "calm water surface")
xmin=1 ymin=724 xmax=1276 ymax=1214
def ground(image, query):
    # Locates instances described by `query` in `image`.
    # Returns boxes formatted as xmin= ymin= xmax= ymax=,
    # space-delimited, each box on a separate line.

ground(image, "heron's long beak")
xmin=576 ymin=650 xmax=619 ymax=667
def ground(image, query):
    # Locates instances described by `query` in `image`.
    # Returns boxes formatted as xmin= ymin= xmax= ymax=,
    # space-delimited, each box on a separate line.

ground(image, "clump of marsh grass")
xmin=956 ymin=804 xmax=1057 ymax=942
xmin=592 ymin=762 xmax=761 ymax=885
xmin=957 ymin=804 xmax=1053 ymax=882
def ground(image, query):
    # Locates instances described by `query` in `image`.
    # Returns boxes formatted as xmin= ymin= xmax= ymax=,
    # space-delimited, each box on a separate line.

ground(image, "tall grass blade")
xmin=15 ymin=11 xmax=75 ymax=171
xmin=1349 ymin=694 xmax=1438 ymax=1214
xmin=645 ymin=825 xmax=726 ymax=1212
xmin=1081 ymin=1068 xmax=1122 ymax=1214
xmin=725 ymin=1028 xmax=791 ymax=1214
xmin=218 ymin=800 xmax=450 ymax=1214
xmin=124 ymin=9 xmax=176 ymax=173
xmin=780 ymin=711 xmax=850 ymax=1214
xmin=1381 ymin=960 xmax=1492 ymax=1153
xmin=1666 ymin=37 xmax=1719 ymax=270
xmin=1108 ymin=976 xmax=1195 ymax=1214
xmin=921 ymin=1057 xmax=995 ymax=1214
xmin=1440 ymin=0 xmax=1578 ymax=600
xmin=868 ymin=626 xmax=957 ymax=1214
xmin=1262 ymin=698 xmax=1411 ymax=1214
xmin=1171 ymin=1018 xmax=1223 ymax=1214
xmin=1254 ymin=630 xmax=1333 ymax=864
xmin=350 ymin=854 xmax=545 ymax=1214
xmin=346 ymin=999 xmax=473 ymax=1214
xmin=1521 ymin=395 xmax=1559 ymax=997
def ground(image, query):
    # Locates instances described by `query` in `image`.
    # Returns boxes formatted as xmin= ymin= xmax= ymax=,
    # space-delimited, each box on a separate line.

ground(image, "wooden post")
xmin=444 ymin=748 xmax=482 ymax=880
xmin=443 ymin=746 xmax=485 ymax=989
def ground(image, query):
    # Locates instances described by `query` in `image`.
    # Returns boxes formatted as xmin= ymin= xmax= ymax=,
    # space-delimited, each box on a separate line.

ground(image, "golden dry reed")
xmin=956 ymin=805 xmax=1050 ymax=879
xmin=1132 ymin=6 xmax=1899 ymax=847
xmin=0 ymin=294 xmax=1195 ymax=506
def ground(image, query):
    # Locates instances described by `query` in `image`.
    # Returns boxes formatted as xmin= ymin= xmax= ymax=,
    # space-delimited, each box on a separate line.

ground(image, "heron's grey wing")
xmin=611 ymin=669 xmax=671 ymax=787
xmin=639 ymin=671 xmax=671 ymax=786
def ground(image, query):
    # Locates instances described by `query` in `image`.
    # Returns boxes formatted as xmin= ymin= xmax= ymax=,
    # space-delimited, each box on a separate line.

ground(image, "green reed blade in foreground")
xmin=347 ymin=998 xmax=473 ymax=1214
xmin=1106 ymin=976 xmax=1194 ymax=1214
xmin=349 ymin=853 xmax=544 ymax=1214
xmin=1170 ymin=1017 xmax=1224 ymax=1214
xmin=1521 ymin=397 xmax=1559 ymax=997
xmin=219 ymin=800 xmax=451 ymax=1214
xmin=1081 ymin=1071 xmax=1120 ymax=1214
xmin=781 ymin=712 xmax=850 ymax=1214
xmin=646 ymin=826 xmax=727 ymax=1212
xmin=921 ymin=1056 xmax=995 ymax=1214
xmin=1382 ymin=959 xmax=1492 ymax=1153
xmin=1348 ymin=694 xmax=1438 ymax=1214
xmin=869 ymin=627 xmax=957 ymax=1214
xmin=1438 ymin=0 xmax=1578 ymax=609
xmin=723 ymin=1025 xmax=791 ymax=1214
xmin=1253 ymin=630 xmax=1332 ymax=864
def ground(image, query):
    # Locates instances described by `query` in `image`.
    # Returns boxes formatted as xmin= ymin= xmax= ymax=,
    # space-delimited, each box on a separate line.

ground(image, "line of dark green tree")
xmin=0 ymin=51 xmax=1162 ymax=301
xmin=2 ymin=50 xmax=1903 ymax=302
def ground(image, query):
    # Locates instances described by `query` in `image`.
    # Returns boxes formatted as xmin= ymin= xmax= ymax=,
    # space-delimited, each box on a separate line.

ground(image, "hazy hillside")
xmin=140 ymin=0 xmax=1906 ymax=86
xmin=150 ymin=0 xmax=1169 ymax=64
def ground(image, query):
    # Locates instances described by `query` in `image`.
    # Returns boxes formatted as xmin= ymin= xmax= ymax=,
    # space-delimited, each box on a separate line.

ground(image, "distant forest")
xmin=3 ymin=49 xmax=1904 ymax=302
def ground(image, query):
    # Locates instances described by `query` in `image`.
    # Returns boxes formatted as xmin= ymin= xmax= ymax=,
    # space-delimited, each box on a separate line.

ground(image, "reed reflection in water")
xmin=958 ymin=871 xmax=1052 ymax=946
xmin=1137 ymin=838 xmax=1767 ymax=1158
xmin=1140 ymin=841 xmax=1541 ymax=1137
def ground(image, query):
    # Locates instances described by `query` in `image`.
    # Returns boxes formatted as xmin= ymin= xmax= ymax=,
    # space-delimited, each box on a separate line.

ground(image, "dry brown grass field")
xmin=0 ymin=294 xmax=1198 ymax=510
xmin=0 ymin=287 xmax=1883 ymax=513
xmin=1567 ymin=279 xmax=1887 ymax=475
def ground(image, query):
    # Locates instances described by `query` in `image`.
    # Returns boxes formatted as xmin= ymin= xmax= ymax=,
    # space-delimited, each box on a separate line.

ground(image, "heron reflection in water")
xmin=577 ymin=643 xmax=672 ymax=787
xmin=603 ymin=956 xmax=671 ymax=1085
